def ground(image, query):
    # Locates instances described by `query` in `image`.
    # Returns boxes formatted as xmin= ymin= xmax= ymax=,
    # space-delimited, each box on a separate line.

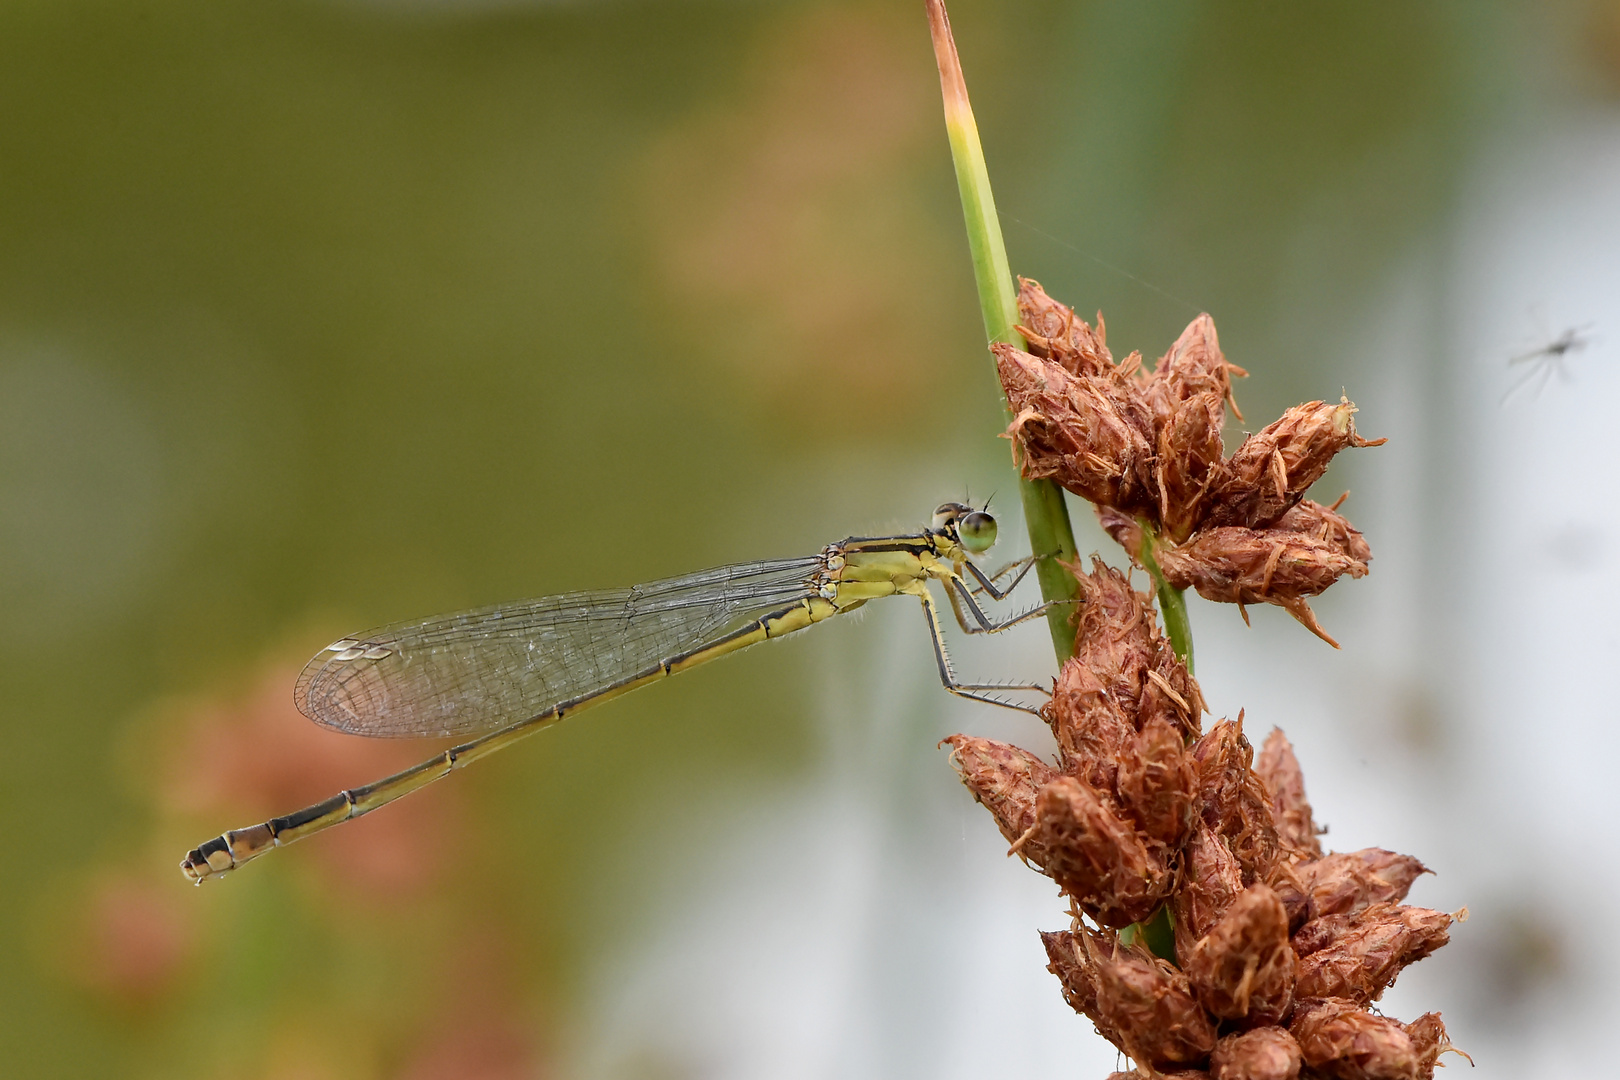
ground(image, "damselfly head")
xmin=933 ymin=502 xmax=998 ymax=554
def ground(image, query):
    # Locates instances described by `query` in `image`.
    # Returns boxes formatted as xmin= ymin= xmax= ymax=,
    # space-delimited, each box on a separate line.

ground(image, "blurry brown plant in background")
xmin=60 ymin=872 xmax=194 ymax=1009
xmin=640 ymin=4 xmax=964 ymax=427
xmin=75 ymin=657 xmax=546 ymax=1079
xmin=999 ymin=280 xmax=1385 ymax=647
xmin=160 ymin=662 xmax=462 ymax=901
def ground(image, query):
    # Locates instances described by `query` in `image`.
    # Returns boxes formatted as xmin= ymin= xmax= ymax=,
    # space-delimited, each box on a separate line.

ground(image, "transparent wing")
xmin=295 ymin=556 xmax=825 ymax=738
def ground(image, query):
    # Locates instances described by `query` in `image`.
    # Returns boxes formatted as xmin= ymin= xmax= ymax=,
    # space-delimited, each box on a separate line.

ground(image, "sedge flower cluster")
xmin=946 ymin=288 xmax=1462 ymax=1076
xmin=946 ymin=563 xmax=1459 ymax=1079
xmin=996 ymin=281 xmax=1385 ymax=646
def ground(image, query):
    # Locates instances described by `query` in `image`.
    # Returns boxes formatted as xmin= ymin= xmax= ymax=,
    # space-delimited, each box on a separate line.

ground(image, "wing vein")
xmin=293 ymin=556 xmax=824 ymax=738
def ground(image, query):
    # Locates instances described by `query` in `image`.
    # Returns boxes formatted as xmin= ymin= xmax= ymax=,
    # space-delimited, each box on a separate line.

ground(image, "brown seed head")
xmin=1082 ymin=929 xmax=1219 ymax=1068
xmin=1073 ymin=556 xmax=1160 ymax=722
xmin=1031 ymin=776 xmax=1175 ymax=928
xmin=1274 ymin=498 xmax=1371 ymax=564
xmin=1101 ymin=503 xmax=1372 ymax=650
xmin=1209 ymin=1027 xmax=1303 ymax=1080
xmin=1184 ymin=883 xmax=1297 ymax=1025
xmin=1140 ymin=312 xmax=1246 ymax=422
xmin=1041 ymin=928 xmax=1127 ymax=1048
xmin=1153 ymin=526 xmax=1369 ymax=648
xmin=1137 ymin=315 xmax=1246 ymax=542
xmin=1141 ymin=632 xmax=1204 ymax=740
xmin=1174 ymin=823 xmax=1245 ymax=960
xmin=1046 ymin=556 xmax=1206 ymax=783
xmin=1293 ymin=903 xmax=1453 ymax=1004
xmin=1297 ymin=849 xmax=1430 ymax=920
xmin=1192 ymin=718 xmax=1280 ymax=885
xmin=996 ymin=344 xmax=1158 ymax=512
xmin=1046 ymin=656 xmax=1135 ymax=791
xmin=1255 ymin=728 xmax=1322 ymax=859
xmin=1155 ymin=390 xmax=1229 ymax=543
xmin=941 ymin=735 xmax=1060 ymax=856
xmin=1015 ymin=277 xmax=1115 ymax=377
xmin=996 ymin=285 xmax=1383 ymax=645
xmin=1117 ymin=717 xmax=1198 ymax=848
xmin=1403 ymin=1013 xmax=1457 ymax=1080
xmin=1205 ymin=398 xmax=1386 ymax=530
xmin=1289 ymin=997 xmax=1421 ymax=1080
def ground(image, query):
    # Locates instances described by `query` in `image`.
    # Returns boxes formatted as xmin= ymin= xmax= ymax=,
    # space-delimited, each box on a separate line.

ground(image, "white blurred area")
xmin=571 ymin=119 xmax=1620 ymax=1080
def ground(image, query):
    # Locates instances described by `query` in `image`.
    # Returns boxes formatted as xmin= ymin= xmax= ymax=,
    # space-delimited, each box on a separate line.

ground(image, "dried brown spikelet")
xmin=1184 ymin=883 xmax=1296 ymax=1025
xmin=996 ymin=343 xmax=1158 ymax=512
xmin=1041 ymin=929 xmax=1127 ymax=1048
xmin=1173 ymin=824 xmax=1244 ymax=961
xmin=1290 ymin=912 xmax=1348 ymax=957
xmin=1117 ymin=717 xmax=1198 ymax=847
xmin=1155 ymin=390 xmax=1229 ymax=543
xmin=1192 ymin=718 xmax=1280 ymax=885
xmin=1292 ymin=902 xmax=1442 ymax=958
xmin=1265 ymin=858 xmax=1314 ymax=935
xmin=1044 ymin=556 xmax=1204 ymax=786
xmin=1402 ymin=1013 xmax=1456 ymax=1080
xmin=1275 ymin=498 xmax=1371 ymax=564
xmin=1082 ymin=930 xmax=1219 ymax=1068
xmin=1153 ymin=525 xmax=1368 ymax=648
xmin=1016 ymin=277 xmax=1114 ymax=377
xmin=1141 ymin=634 xmax=1204 ymax=740
xmin=1096 ymin=505 xmax=1147 ymax=562
xmin=1293 ymin=903 xmax=1453 ymax=1004
xmin=1205 ymin=398 xmax=1386 ymax=530
xmin=941 ymin=735 xmax=1059 ymax=855
xmin=1031 ymin=776 xmax=1174 ymax=928
xmin=1141 ymin=312 xmax=1246 ymax=421
xmin=1046 ymin=656 xmax=1136 ymax=791
xmin=1290 ymin=998 xmax=1423 ymax=1080
xmin=1297 ymin=849 xmax=1430 ymax=919
xmin=1073 ymin=556 xmax=1160 ymax=720
xmin=1100 ymin=504 xmax=1370 ymax=650
xmin=1209 ymin=1027 xmax=1303 ymax=1080
xmin=1254 ymin=728 xmax=1322 ymax=859
xmin=1141 ymin=316 xmax=1245 ymax=544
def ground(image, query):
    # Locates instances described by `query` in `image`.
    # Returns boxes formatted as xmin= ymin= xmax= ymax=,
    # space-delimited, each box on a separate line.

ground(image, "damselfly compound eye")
xmin=958 ymin=511 xmax=997 ymax=554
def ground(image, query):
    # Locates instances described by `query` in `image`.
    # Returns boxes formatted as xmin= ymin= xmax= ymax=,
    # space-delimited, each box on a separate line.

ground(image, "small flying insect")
xmin=180 ymin=502 xmax=1068 ymax=883
xmin=1502 ymin=323 xmax=1594 ymax=405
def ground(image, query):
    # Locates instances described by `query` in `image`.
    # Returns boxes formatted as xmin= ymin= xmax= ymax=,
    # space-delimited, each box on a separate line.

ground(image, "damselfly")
xmin=181 ymin=503 xmax=1065 ymax=882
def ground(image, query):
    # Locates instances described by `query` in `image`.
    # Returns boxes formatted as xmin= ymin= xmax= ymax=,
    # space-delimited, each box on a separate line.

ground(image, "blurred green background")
xmin=2 ymin=2 xmax=1614 ymax=1078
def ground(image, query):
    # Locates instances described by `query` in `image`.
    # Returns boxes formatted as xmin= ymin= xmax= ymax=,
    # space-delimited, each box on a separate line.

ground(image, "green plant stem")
xmin=926 ymin=0 xmax=1079 ymax=663
xmin=928 ymin=0 xmax=1195 ymax=970
xmin=1135 ymin=518 xmax=1194 ymax=673
xmin=1119 ymin=906 xmax=1177 ymax=961
xmin=1130 ymin=519 xmax=1192 ymax=963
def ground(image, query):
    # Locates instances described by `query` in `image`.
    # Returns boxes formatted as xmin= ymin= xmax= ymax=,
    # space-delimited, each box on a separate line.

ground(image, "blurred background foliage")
xmin=2 ymin=1 xmax=1616 ymax=1078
